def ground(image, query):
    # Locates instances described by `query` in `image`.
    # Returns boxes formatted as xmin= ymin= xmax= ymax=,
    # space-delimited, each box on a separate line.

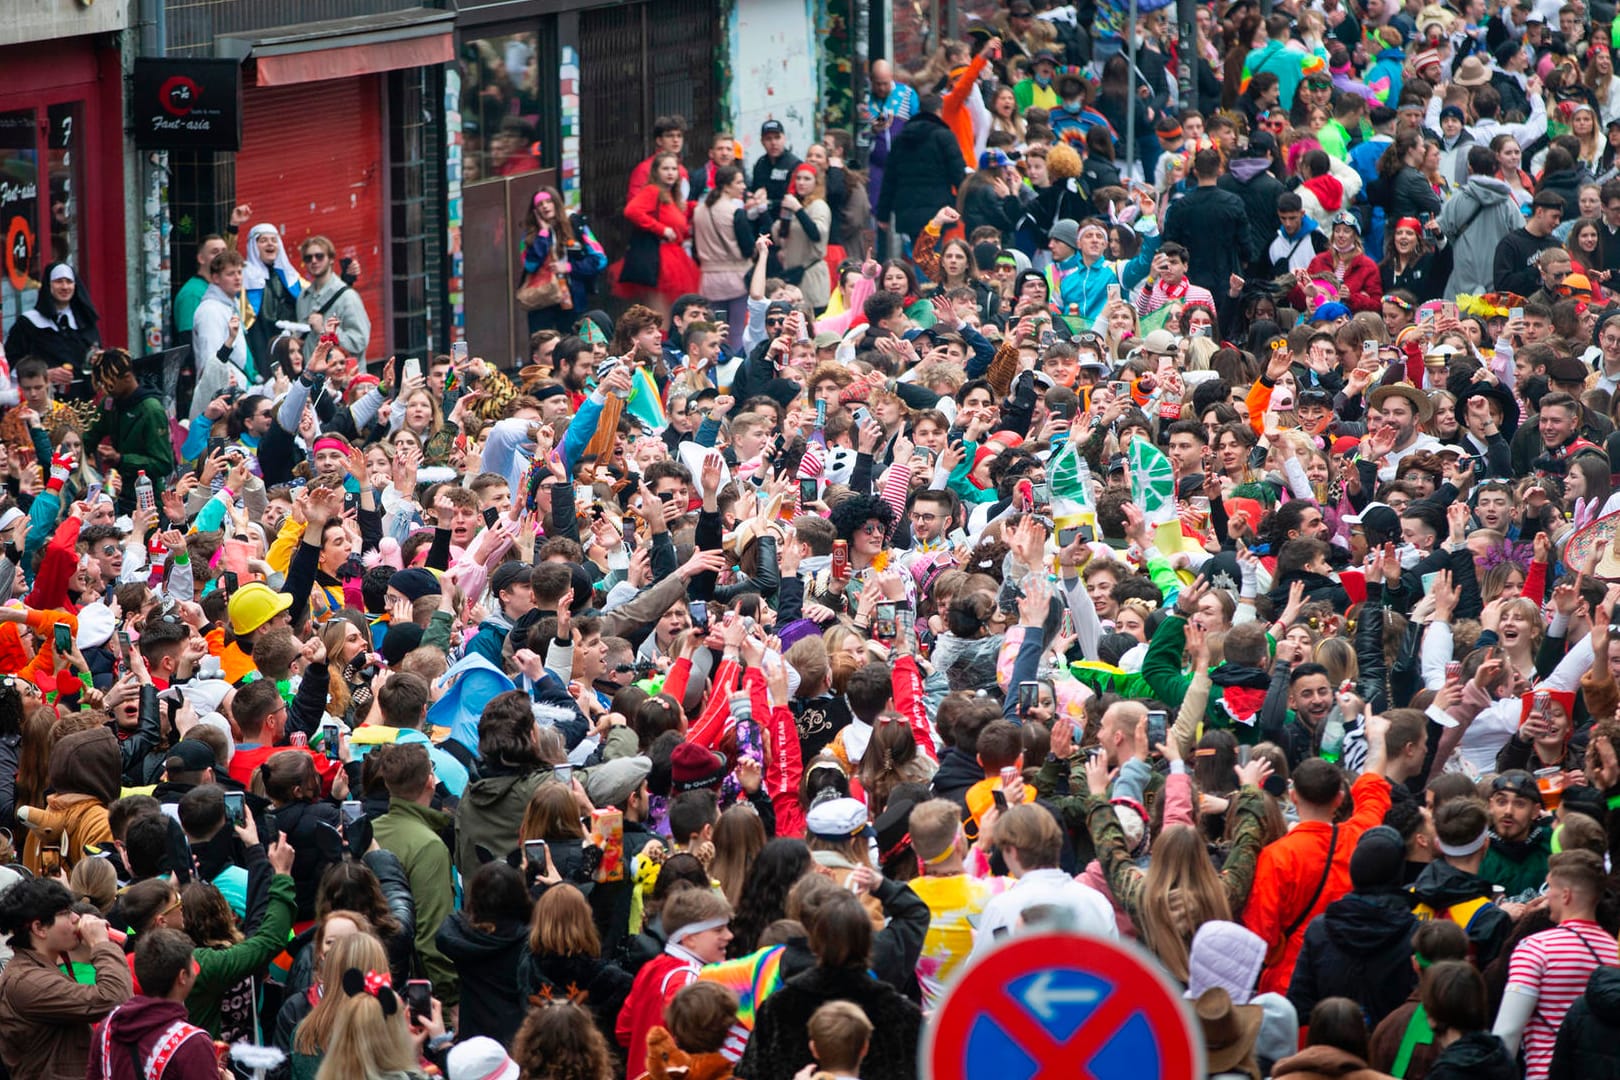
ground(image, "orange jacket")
xmin=942 ymin=53 xmax=991 ymax=171
xmin=1243 ymin=771 xmax=1393 ymax=996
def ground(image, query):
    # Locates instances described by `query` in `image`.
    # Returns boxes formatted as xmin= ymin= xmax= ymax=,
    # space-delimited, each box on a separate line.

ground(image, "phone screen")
xmin=1016 ymin=680 xmax=1041 ymax=717
xmin=341 ymin=800 xmax=365 ymax=825
xmin=404 ymin=980 xmax=432 ymax=1019
xmin=799 ymin=478 xmax=818 ymax=504
xmin=53 ymin=624 xmax=71 ymax=655
xmin=688 ymin=600 xmax=709 ymax=629
xmin=223 ymin=792 xmax=245 ymax=827
xmin=873 ymin=602 xmax=897 ymax=641
xmin=1146 ymin=710 xmax=1168 ymax=748
xmin=524 ymin=839 xmax=549 ymax=868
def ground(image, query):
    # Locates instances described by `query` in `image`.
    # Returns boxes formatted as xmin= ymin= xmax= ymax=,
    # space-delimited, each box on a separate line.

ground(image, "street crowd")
xmin=14 ymin=0 xmax=1620 ymax=1078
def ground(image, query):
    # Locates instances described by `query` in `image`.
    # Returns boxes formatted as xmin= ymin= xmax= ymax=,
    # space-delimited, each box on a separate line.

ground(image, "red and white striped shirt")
xmin=1506 ymin=919 xmax=1620 ymax=1080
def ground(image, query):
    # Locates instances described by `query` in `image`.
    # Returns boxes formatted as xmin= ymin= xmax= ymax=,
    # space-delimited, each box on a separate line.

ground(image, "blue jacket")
xmin=1045 ymin=227 xmax=1162 ymax=323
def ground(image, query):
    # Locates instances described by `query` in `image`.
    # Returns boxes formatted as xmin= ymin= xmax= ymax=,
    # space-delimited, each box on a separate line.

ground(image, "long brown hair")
xmin=710 ymin=805 xmax=766 ymax=906
xmin=527 ymin=186 xmax=577 ymax=246
xmin=15 ymin=706 xmax=54 ymax=812
xmin=645 ymin=152 xmax=682 ymax=206
xmin=1136 ymin=825 xmax=1232 ymax=982
xmin=181 ymin=882 xmax=242 ymax=948
xmin=520 ymin=782 xmax=586 ymax=843
xmin=528 ymin=883 xmax=600 ymax=956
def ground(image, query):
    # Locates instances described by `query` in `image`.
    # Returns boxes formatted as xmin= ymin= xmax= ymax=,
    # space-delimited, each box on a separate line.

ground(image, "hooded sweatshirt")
xmin=25 ymin=727 xmax=119 ymax=871
xmin=190 ymin=282 xmax=251 ymax=421
xmin=1410 ymin=860 xmax=1514 ymax=967
xmin=1438 ymin=176 xmax=1524 ymax=294
xmin=435 ymin=911 xmax=530 ymax=1046
xmin=1289 ymin=890 xmax=1418 ymax=1026
xmin=88 ymin=996 xmax=217 ymax=1080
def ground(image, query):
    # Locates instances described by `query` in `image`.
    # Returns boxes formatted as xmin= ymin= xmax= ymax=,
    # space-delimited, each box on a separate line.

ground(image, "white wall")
xmin=728 ymin=0 xmax=820 ymax=167
xmin=3 ymin=0 xmax=130 ymax=48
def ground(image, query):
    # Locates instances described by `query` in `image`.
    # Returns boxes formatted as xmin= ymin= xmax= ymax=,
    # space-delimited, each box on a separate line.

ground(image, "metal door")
xmin=579 ymin=0 xmax=717 ymax=261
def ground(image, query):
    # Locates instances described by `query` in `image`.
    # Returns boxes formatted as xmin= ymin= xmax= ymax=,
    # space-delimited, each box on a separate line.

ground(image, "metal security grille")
xmin=579 ymin=0 xmax=717 ymax=261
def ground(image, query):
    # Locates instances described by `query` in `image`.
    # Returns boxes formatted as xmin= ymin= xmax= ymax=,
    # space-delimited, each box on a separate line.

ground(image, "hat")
xmin=1195 ymin=987 xmax=1264 ymax=1076
xmin=812 ymin=331 xmax=841 ymax=350
xmin=446 ymin=1037 xmax=520 ymax=1080
xmin=1188 ymin=922 xmax=1269 ymax=1005
xmin=670 ymin=741 xmax=728 ymax=792
xmin=1048 ymin=219 xmax=1081 ymax=250
xmin=1492 ymin=768 xmax=1544 ymax=805
xmin=489 ymin=561 xmax=532 ymax=599
xmin=1030 ymin=48 xmax=1058 ymax=65
xmin=1350 ymin=825 xmax=1408 ymax=892
xmin=227 ymin=582 xmax=293 ymax=636
xmin=389 ymin=567 xmax=442 ymax=602
xmin=1564 ymin=272 xmax=1594 ymax=296
xmin=1311 ymin=301 xmax=1352 ymax=323
xmin=806 ymin=796 xmax=869 ymax=841
xmin=1545 ymin=352 xmax=1590 ymax=384
xmin=1532 ymin=189 xmax=1567 ymax=211
xmin=164 ymin=739 xmax=218 ymax=775
xmin=765 ymin=299 xmax=795 ymax=318
xmin=380 ymin=622 xmax=424 ymax=666
xmin=1344 ymin=501 xmax=1401 ymax=547
xmin=989 ymin=430 xmax=1025 ymax=449
xmin=874 ymin=795 xmax=918 ymax=864
xmin=1454 ymin=55 xmax=1492 ymax=85
xmin=1412 ymin=48 xmax=1442 ymax=71
xmin=1155 ymin=115 xmax=1184 ymax=140
xmin=760 ymin=119 xmax=785 ymax=136
xmin=0 ymin=507 xmax=23 ymax=536
xmin=1138 ymin=328 xmax=1180 ymax=356
xmin=1439 ymin=104 xmax=1466 ymax=123
xmin=1368 ymin=383 xmax=1434 ymax=423
xmin=1453 ymin=380 xmax=1520 ymax=437
xmin=585 ymin=754 xmax=652 ymax=807
xmin=75 ymin=601 xmax=116 ymax=652
xmin=1526 ymin=8 xmax=1548 ymax=21
xmin=978 ymin=148 xmax=1014 ymax=170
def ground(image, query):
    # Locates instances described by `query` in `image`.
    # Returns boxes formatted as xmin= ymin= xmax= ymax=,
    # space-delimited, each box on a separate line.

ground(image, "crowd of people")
xmin=14 ymin=0 xmax=1620 ymax=1078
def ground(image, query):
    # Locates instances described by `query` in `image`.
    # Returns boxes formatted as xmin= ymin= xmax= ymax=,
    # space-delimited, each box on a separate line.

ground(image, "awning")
xmin=217 ymin=8 xmax=455 ymax=87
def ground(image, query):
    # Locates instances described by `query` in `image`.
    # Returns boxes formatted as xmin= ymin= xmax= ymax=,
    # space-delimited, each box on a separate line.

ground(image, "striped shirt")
xmin=1506 ymin=919 xmax=1620 ymax=1080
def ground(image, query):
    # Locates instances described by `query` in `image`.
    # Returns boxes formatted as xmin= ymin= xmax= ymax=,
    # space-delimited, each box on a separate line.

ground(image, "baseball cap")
xmin=761 ymin=119 xmax=785 ymax=136
xmin=164 ymin=740 xmax=218 ymax=774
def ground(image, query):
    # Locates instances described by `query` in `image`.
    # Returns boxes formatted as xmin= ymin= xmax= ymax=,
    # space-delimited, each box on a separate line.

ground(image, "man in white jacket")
xmin=189 ymin=249 xmax=251 ymax=422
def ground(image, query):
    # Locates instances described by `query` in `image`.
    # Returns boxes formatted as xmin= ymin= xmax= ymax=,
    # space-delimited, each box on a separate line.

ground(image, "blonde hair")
xmin=297 ymin=930 xmax=391 ymax=1057
xmin=313 ymin=989 xmax=420 ymax=1080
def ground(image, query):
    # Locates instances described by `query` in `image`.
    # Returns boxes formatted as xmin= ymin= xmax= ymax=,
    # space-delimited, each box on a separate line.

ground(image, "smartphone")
xmin=116 ymin=630 xmax=132 ymax=662
xmin=852 ymin=405 xmax=872 ymax=428
xmin=340 ymin=800 xmax=365 ymax=825
xmin=1247 ymin=444 xmax=1269 ymax=471
xmin=1361 ymin=340 xmax=1379 ymax=363
xmin=1146 ymin=709 xmax=1168 ymax=748
xmin=1058 ymin=525 xmax=1081 ymax=547
xmin=482 ymin=505 xmax=499 ymax=528
xmin=1077 ymin=524 xmax=1095 ymax=543
xmin=524 ymin=839 xmax=549 ymax=869
xmin=1039 ymin=327 xmax=1057 ymax=348
xmin=450 ymin=341 xmax=468 ymax=365
xmin=321 ymin=722 xmax=342 ymax=752
xmin=1049 ymin=400 xmax=1073 ymax=422
xmin=553 ymin=763 xmax=573 ymax=783
xmin=85 ymin=480 xmax=102 ymax=504
xmin=1031 ymin=482 xmax=1051 ymax=506
xmin=223 ymin=791 xmax=245 ymax=827
xmin=1510 ymin=307 xmax=1524 ymax=321
xmin=404 ymin=979 xmax=432 ymax=1020
xmin=1238 ymin=745 xmax=1252 ymax=766
xmin=799 ymin=478 xmax=818 ymax=504
xmin=403 ymin=357 xmax=422 ymax=382
xmin=53 ymin=624 xmax=70 ymax=655
xmin=1106 ymin=283 xmax=1122 ymax=304
xmin=991 ymin=788 xmax=1009 ymax=811
xmin=688 ymin=600 xmax=709 ymax=630
xmin=1016 ymin=680 xmax=1042 ymax=718
xmin=1109 ymin=380 xmax=1130 ymax=397
xmin=874 ymin=602 xmax=897 ymax=641
xmin=222 ymin=571 xmax=239 ymax=596
xmin=262 ymin=809 xmax=277 ymax=840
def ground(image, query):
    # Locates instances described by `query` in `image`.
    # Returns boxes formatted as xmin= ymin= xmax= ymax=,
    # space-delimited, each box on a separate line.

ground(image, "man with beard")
xmin=1165 ymin=420 xmax=1209 ymax=499
xmin=1479 ymin=768 xmax=1552 ymax=899
xmin=553 ymin=336 xmax=596 ymax=409
xmin=1261 ymin=662 xmax=1336 ymax=768
xmin=1366 ymin=385 xmax=1441 ymax=481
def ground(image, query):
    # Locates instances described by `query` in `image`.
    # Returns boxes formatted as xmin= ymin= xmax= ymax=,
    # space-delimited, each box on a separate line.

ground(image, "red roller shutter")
xmin=235 ymin=76 xmax=385 ymax=357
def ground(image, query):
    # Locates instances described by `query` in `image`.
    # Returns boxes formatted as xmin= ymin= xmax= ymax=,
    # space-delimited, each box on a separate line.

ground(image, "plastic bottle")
xmin=1319 ymin=703 xmax=1347 ymax=764
xmin=135 ymin=471 xmax=155 ymax=513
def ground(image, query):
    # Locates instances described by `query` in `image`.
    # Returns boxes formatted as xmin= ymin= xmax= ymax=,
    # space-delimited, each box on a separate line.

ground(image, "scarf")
xmin=1210 ymin=664 xmax=1272 ymax=725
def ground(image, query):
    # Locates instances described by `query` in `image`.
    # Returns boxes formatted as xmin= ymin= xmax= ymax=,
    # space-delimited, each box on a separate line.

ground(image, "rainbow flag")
xmin=625 ymin=365 xmax=667 ymax=431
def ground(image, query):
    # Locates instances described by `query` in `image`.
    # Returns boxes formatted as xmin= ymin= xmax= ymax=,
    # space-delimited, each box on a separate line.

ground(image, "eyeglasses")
xmin=910 ymin=511 xmax=940 ymax=523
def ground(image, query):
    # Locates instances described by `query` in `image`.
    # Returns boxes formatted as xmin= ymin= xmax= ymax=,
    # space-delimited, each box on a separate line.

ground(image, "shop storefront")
xmin=0 ymin=37 xmax=128 ymax=352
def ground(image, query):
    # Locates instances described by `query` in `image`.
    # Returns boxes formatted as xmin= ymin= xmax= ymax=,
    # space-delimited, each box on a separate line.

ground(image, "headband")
xmin=920 ymin=829 xmax=961 ymax=866
xmin=340 ymin=968 xmax=398 ymax=1016
xmin=312 ymin=436 xmax=349 ymax=457
xmin=1393 ymin=218 xmax=1423 ymax=233
xmin=668 ymin=916 xmax=730 ymax=944
xmin=1078 ymin=222 xmax=1108 ymax=240
xmin=1157 ymin=122 xmax=1183 ymax=139
xmin=49 ymin=265 xmax=75 ymax=284
xmin=1436 ymin=829 xmax=1489 ymax=858
xmin=793 ymin=163 xmax=819 ymax=180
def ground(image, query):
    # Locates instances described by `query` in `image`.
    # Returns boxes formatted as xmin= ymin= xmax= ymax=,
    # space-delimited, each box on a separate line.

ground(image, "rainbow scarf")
xmin=700 ymin=944 xmax=786 ymax=1031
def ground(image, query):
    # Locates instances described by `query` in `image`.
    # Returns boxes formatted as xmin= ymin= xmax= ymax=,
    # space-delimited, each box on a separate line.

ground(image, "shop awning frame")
xmin=218 ymin=7 xmax=456 ymax=87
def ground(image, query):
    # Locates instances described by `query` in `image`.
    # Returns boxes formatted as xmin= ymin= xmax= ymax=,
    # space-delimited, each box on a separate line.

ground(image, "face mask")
xmin=1035 ymin=74 xmax=1052 ymax=87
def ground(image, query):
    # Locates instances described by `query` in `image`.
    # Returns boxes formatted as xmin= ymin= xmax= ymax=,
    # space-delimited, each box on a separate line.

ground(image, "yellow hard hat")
xmin=227 ymin=581 xmax=293 ymax=636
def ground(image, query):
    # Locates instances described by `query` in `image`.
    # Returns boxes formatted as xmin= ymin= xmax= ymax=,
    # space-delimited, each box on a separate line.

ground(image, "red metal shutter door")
xmin=236 ymin=76 xmax=385 ymax=357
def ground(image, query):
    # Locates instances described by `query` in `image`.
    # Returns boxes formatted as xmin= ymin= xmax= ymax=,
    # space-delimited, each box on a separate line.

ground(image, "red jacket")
xmin=25 ymin=515 xmax=82 ymax=614
xmin=624 ymin=185 xmax=692 ymax=246
xmin=227 ymin=743 xmax=342 ymax=794
xmin=1288 ymin=251 xmax=1383 ymax=313
xmin=88 ymin=996 xmax=217 ymax=1080
xmin=617 ymin=951 xmax=700 ymax=1075
xmin=1243 ymin=771 xmax=1393 ymax=995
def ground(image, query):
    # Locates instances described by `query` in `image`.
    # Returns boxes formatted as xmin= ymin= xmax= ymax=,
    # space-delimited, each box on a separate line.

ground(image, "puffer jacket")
xmin=1288 ymin=890 xmax=1418 ymax=1027
xmin=1548 ymin=965 xmax=1620 ymax=1080
xmin=874 ymin=112 xmax=968 ymax=238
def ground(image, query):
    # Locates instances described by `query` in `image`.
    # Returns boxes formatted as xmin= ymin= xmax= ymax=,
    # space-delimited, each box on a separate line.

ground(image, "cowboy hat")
xmin=1452 ymin=380 xmax=1520 ymax=438
xmin=1368 ymin=382 xmax=1435 ymax=423
xmin=1454 ymin=55 xmax=1492 ymax=86
xmin=1196 ymin=987 xmax=1263 ymax=1076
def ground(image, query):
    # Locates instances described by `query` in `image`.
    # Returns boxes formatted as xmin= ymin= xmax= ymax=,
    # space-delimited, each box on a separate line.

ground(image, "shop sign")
xmin=132 ymin=59 xmax=241 ymax=150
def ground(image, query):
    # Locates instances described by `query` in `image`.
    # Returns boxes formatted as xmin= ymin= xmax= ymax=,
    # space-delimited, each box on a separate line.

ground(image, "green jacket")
xmin=373 ymin=798 xmax=458 ymax=1003
xmin=83 ymin=387 xmax=175 ymax=501
xmin=1478 ymin=826 xmax=1552 ymax=900
xmin=187 ymin=872 xmax=295 ymax=1037
xmin=1140 ymin=613 xmax=1270 ymax=744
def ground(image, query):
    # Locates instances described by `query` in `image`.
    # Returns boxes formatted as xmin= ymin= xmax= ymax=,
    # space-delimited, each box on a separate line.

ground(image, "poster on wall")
xmin=132 ymin=58 xmax=242 ymax=151
xmin=0 ymin=112 xmax=39 ymax=333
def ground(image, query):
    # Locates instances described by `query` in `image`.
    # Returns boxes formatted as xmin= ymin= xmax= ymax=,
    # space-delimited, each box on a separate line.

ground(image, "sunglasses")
xmin=858 ymin=522 xmax=887 ymax=536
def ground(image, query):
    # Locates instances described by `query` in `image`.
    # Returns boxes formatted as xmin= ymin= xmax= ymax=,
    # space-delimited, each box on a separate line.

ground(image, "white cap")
xmin=445 ymin=1037 xmax=520 ymax=1080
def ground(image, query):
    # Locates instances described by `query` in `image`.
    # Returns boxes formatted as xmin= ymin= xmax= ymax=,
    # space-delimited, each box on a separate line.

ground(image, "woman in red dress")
xmin=612 ymin=151 xmax=701 ymax=316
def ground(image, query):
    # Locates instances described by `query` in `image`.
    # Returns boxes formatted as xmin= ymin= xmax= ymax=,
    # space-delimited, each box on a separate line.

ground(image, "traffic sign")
xmin=922 ymin=931 xmax=1204 ymax=1080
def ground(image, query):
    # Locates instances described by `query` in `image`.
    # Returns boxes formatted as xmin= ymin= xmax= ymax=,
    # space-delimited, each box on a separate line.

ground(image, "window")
xmin=458 ymin=31 xmax=542 ymax=183
xmin=0 ymin=103 xmax=84 ymax=344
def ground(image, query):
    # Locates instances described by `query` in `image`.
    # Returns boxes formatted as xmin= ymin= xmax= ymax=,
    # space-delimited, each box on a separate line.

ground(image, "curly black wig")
xmin=828 ymin=492 xmax=896 ymax=543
